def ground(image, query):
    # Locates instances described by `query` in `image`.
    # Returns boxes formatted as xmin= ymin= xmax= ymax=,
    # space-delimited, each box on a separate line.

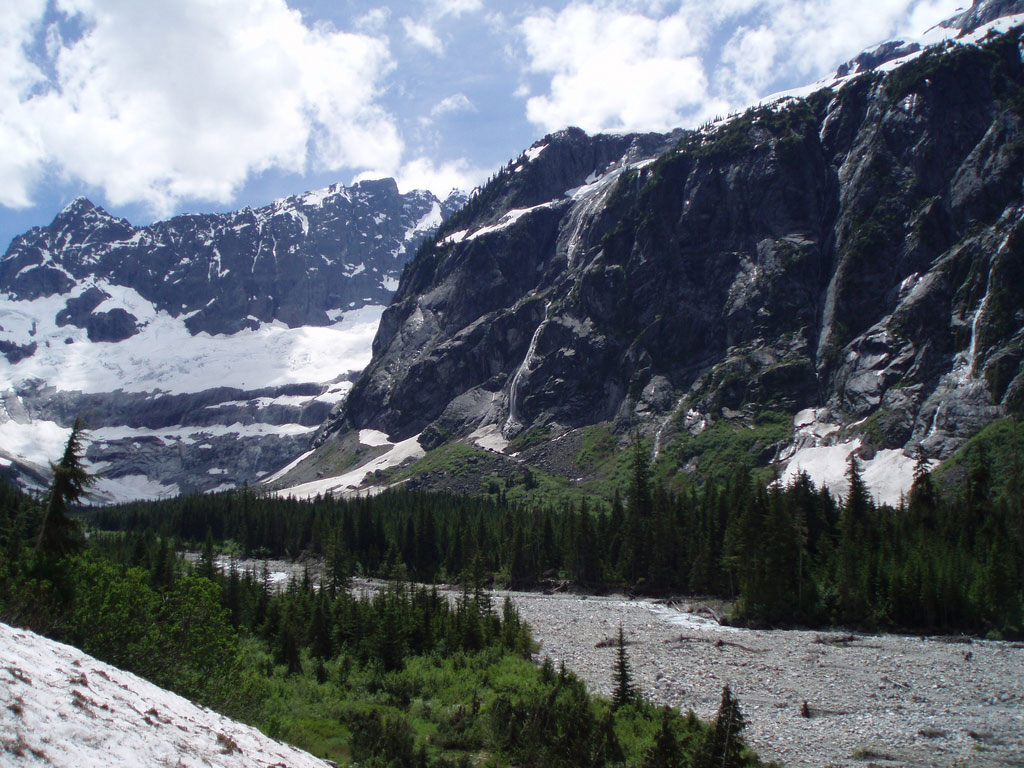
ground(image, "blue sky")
xmin=1 ymin=0 xmax=963 ymax=249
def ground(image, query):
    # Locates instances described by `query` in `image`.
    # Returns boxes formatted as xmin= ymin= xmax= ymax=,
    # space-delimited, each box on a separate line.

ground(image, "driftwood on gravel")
xmin=664 ymin=634 xmax=764 ymax=654
xmin=812 ymin=633 xmax=882 ymax=649
xmin=595 ymin=636 xmax=639 ymax=648
xmin=542 ymin=579 xmax=569 ymax=595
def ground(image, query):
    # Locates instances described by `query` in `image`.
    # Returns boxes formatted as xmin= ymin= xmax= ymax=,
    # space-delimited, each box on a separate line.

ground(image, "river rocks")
xmin=502 ymin=591 xmax=1024 ymax=768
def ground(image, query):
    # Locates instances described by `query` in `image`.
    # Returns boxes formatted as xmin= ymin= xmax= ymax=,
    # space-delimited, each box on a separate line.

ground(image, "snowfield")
xmin=0 ymin=287 xmax=384 ymax=395
xmin=0 ymin=622 xmax=331 ymax=768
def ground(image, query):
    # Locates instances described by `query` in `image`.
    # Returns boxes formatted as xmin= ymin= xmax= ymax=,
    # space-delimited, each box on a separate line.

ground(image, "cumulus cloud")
xmin=712 ymin=0 xmax=965 ymax=103
xmin=354 ymin=7 xmax=391 ymax=33
xmin=0 ymin=0 xmax=49 ymax=208
xmin=434 ymin=0 xmax=484 ymax=18
xmin=518 ymin=0 xmax=964 ymax=134
xmin=430 ymin=93 xmax=476 ymax=119
xmin=401 ymin=0 xmax=484 ymax=57
xmin=402 ymin=17 xmax=445 ymax=54
xmin=1 ymin=0 xmax=401 ymax=214
xmin=376 ymin=156 xmax=487 ymax=197
xmin=520 ymin=4 xmax=715 ymax=133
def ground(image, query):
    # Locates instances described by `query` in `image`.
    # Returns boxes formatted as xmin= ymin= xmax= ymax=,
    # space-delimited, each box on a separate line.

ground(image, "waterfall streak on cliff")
xmin=959 ymin=234 xmax=1007 ymax=383
xmin=652 ymin=395 xmax=688 ymax=460
xmin=504 ymin=301 xmax=552 ymax=437
xmin=562 ymin=169 xmax=625 ymax=267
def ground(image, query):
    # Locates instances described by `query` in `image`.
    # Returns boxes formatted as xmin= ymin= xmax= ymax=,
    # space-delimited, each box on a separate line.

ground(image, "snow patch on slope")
xmin=0 ymin=418 xmax=71 ymax=468
xmin=91 ymin=473 xmax=181 ymax=503
xmin=469 ymin=424 xmax=510 ymax=453
xmin=272 ymin=433 xmax=425 ymax=500
xmin=777 ymin=409 xmax=933 ymax=507
xmin=406 ymin=201 xmax=443 ymax=240
xmin=0 ymin=622 xmax=330 ymax=768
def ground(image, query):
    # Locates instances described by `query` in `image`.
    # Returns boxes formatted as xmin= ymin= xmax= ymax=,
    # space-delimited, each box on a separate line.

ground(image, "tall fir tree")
xmin=612 ymin=624 xmax=636 ymax=709
xmin=36 ymin=417 xmax=93 ymax=559
xmin=695 ymin=684 xmax=747 ymax=768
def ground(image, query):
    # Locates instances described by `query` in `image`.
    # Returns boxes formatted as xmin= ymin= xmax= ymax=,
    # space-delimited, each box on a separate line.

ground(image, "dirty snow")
xmin=359 ymin=429 xmax=392 ymax=447
xmin=468 ymin=424 xmax=510 ymax=453
xmin=0 ymin=622 xmax=331 ymax=768
xmin=778 ymin=438 xmax=928 ymax=507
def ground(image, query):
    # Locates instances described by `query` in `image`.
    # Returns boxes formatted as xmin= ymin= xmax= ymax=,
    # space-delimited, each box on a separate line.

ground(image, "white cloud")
xmin=402 ymin=17 xmax=444 ymax=54
xmin=518 ymin=0 xmax=965 ymax=135
xmin=434 ymin=0 xmax=484 ymax=18
xmin=430 ymin=93 xmax=475 ymax=118
xmin=0 ymin=0 xmax=49 ymax=208
xmin=389 ymin=156 xmax=487 ymax=196
xmin=520 ymin=4 xmax=712 ymax=133
xmin=0 ymin=0 xmax=401 ymax=215
xmin=354 ymin=7 xmax=391 ymax=33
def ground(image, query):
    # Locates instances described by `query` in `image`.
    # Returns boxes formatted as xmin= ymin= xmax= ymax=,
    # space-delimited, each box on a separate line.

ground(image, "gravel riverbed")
xmin=499 ymin=590 xmax=1024 ymax=768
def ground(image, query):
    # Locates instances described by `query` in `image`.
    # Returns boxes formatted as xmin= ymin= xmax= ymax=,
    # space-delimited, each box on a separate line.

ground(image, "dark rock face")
xmin=332 ymin=24 xmax=1024 ymax=469
xmin=86 ymin=308 xmax=139 ymax=342
xmin=0 ymin=181 xmax=465 ymax=336
xmin=56 ymin=287 xmax=109 ymax=328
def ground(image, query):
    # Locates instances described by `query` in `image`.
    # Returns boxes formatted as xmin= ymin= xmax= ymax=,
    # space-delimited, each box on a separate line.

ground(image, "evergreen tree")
xmin=696 ymin=685 xmax=747 ymax=768
xmin=36 ymin=417 xmax=93 ymax=558
xmin=198 ymin=527 xmax=216 ymax=579
xmin=275 ymin=619 xmax=302 ymax=675
xmin=594 ymin=708 xmax=625 ymax=766
xmin=612 ymin=624 xmax=635 ymax=709
xmin=308 ymin=593 xmax=333 ymax=660
xmin=624 ymin=432 xmax=653 ymax=582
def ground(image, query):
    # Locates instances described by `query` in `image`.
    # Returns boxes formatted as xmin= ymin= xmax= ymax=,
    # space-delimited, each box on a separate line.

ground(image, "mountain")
xmin=271 ymin=2 xmax=1024 ymax=506
xmin=0 ymin=622 xmax=331 ymax=768
xmin=0 ymin=181 xmax=464 ymax=502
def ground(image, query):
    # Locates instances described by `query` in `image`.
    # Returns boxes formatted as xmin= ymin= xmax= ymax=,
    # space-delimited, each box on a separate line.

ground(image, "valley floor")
xmin=501 ymin=590 xmax=1024 ymax=768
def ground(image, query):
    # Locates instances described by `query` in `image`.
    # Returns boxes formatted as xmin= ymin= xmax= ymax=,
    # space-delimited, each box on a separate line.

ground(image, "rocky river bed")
xmin=498 ymin=590 xmax=1024 ymax=768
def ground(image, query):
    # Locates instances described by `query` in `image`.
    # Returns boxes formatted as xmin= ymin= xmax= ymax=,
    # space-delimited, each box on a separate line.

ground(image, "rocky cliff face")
xmin=0 ymin=182 xmax=463 ymax=501
xmin=292 ymin=9 xmax=1024 ymax=505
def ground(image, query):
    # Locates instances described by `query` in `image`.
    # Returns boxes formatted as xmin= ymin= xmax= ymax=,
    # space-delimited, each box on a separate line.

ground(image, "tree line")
xmin=88 ymin=434 xmax=1023 ymax=636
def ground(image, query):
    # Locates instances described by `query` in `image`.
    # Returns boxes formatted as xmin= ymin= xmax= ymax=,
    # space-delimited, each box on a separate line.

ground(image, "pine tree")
xmin=612 ymin=624 xmax=635 ymax=709
xmin=198 ymin=526 xmax=216 ymax=579
xmin=625 ymin=432 xmax=653 ymax=582
xmin=695 ymin=684 xmax=747 ymax=768
xmin=36 ymin=417 xmax=93 ymax=559
xmin=308 ymin=593 xmax=333 ymax=660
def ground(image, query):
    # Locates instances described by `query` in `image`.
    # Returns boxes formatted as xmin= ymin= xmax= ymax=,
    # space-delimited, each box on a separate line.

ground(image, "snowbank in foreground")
xmin=0 ymin=622 xmax=330 ymax=768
